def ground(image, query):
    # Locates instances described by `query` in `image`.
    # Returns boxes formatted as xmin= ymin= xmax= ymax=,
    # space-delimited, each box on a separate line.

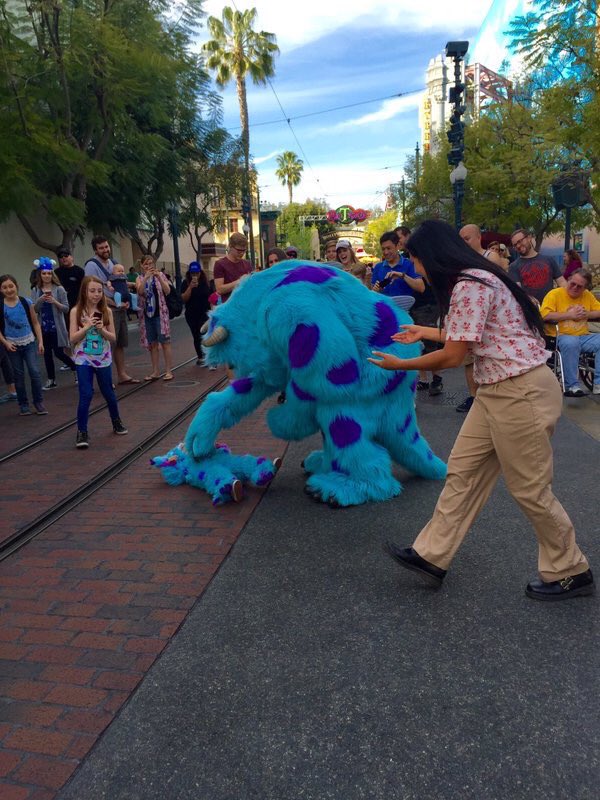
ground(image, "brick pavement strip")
xmin=0 ymin=389 xmax=287 ymax=798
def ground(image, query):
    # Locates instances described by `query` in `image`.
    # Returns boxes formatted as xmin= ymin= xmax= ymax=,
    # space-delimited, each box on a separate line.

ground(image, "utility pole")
xmin=446 ymin=40 xmax=469 ymax=230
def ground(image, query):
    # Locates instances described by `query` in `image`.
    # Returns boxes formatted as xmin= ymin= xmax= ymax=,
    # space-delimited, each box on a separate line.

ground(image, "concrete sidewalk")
xmin=57 ymin=369 xmax=599 ymax=800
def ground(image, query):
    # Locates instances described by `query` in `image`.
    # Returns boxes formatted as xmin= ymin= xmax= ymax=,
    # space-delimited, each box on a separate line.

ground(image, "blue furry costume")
xmin=153 ymin=261 xmax=446 ymax=507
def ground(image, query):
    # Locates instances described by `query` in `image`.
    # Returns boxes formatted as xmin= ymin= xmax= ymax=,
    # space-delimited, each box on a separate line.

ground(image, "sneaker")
xmin=34 ymin=402 xmax=48 ymax=415
xmin=42 ymin=380 xmax=57 ymax=390
xmin=456 ymin=395 xmax=474 ymax=413
xmin=428 ymin=376 xmax=443 ymax=396
xmin=525 ymin=569 xmax=595 ymax=601
xmin=592 ymin=385 xmax=600 ymax=395
xmin=196 ymin=359 xmax=203 ymax=366
xmin=60 ymin=365 xmax=71 ymax=371
xmin=76 ymin=430 xmax=89 ymax=449
xmin=19 ymin=405 xmax=32 ymax=416
xmin=112 ymin=418 xmax=128 ymax=435
xmin=208 ymin=365 xmax=217 ymax=371
xmin=563 ymin=386 xmax=585 ymax=397
xmin=0 ymin=393 xmax=12 ymax=404
xmin=416 ymin=381 xmax=429 ymax=391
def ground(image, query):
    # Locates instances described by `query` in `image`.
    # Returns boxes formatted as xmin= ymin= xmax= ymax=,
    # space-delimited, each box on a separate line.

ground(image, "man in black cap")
xmin=285 ymin=245 xmax=298 ymax=259
xmin=55 ymin=248 xmax=85 ymax=311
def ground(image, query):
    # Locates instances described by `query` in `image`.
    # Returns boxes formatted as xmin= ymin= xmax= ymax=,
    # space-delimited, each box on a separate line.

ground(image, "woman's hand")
xmin=38 ymin=341 xmax=44 ymax=355
xmin=368 ymin=351 xmax=407 ymax=371
xmin=386 ymin=270 xmax=405 ymax=280
xmin=5 ymin=341 xmax=17 ymax=352
xmin=392 ymin=324 xmax=424 ymax=344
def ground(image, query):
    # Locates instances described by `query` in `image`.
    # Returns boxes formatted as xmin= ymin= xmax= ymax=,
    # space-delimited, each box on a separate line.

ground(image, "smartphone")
xmin=379 ymin=277 xmax=392 ymax=289
xmin=92 ymin=311 xmax=102 ymax=321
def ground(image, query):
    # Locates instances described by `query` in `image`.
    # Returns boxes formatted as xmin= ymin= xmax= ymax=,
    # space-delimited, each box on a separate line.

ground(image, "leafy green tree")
xmin=362 ymin=210 xmax=398 ymax=256
xmin=0 ymin=0 xmax=209 ymax=255
xmin=275 ymin=151 xmax=304 ymax=204
xmin=276 ymin=199 xmax=335 ymax=258
xmin=203 ymin=6 xmax=279 ymax=263
xmin=178 ymin=128 xmax=245 ymax=260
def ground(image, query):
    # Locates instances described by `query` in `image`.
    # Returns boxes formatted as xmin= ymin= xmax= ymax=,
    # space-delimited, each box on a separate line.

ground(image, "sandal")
xmin=144 ymin=375 xmax=160 ymax=382
xmin=163 ymin=373 xmax=174 ymax=381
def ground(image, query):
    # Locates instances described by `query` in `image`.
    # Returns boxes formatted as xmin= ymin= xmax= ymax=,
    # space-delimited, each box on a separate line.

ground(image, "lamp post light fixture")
xmin=446 ymin=40 xmax=469 ymax=230
xmin=449 ymin=161 xmax=468 ymax=231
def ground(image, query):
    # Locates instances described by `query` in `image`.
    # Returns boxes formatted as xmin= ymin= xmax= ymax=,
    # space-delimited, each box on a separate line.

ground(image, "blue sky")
xmin=200 ymin=1 xmax=495 ymax=210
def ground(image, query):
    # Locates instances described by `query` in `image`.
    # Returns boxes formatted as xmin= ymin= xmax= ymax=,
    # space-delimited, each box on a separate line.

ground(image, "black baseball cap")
xmin=57 ymin=248 xmax=71 ymax=257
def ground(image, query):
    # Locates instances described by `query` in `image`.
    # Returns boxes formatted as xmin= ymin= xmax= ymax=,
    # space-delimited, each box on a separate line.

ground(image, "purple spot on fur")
xmin=329 ymin=416 xmax=362 ymax=448
xmin=332 ymin=459 xmax=350 ymax=476
xmin=257 ymin=457 xmax=266 ymax=464
xmin=231 ymin=377 xmax=253 ymax=394
xmin=276 ymin=266 xmax=336 ymax=288
xmin=411 ymin=431 xmax=420 ymax=444
xmin=369 ymin=302 xmax=397 ymax=348
xmin=398 ymin=413 xmax=412 ymax=434
xmin=289 ymin=324 xmax=320 ymax=368
xmin=183 ymin=468 xmax=189 ymax=476
xmin=327 ymin=358 xmax=359 ymax=386
xmin=198 ymin=471 xmax=205 ymax=480
xmin=427 ymin=450 xmax=433 ymax=460
xmin=220 ymin=484 xmax=232 ymax=495
xmin=383 ymin=371 xmax=407 ymax=394
xmin=257 ymin=470 xmax=274 ymax=486
xmin=215 ymin=478 xmax=221 ymax=486
xmin=291 ymin=380 xmax=316 ymax=402
xmin=410 ymin=379 xmax=417 ymax=392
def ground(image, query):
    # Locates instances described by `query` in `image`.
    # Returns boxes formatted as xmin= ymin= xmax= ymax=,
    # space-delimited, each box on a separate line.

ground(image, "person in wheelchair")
xmin=540 ymin=268 xmax=600 ymax=396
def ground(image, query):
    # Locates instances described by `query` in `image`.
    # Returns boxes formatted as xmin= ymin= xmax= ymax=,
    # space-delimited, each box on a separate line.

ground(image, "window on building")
xmin=228 ymin=218 xmax=238 ymax=234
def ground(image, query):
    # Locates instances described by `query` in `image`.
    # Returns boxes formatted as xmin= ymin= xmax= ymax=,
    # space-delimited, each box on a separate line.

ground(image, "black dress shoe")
xmin=384 ymin=542 xmax=447 ymax=588
xmin=525 ymin=569 xmax=595 ymax=601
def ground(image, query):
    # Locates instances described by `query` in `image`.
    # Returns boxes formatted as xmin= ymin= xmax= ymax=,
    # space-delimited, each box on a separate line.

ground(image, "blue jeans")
xmin=558 ymin=333 xmax=600 ymax=389
xmin=76 ymin=364 xmax=120 ymax=431
xmin=7 ymin=341 xmax=43 ymax=407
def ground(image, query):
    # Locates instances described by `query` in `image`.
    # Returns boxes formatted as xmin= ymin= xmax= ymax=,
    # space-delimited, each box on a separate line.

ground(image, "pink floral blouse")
xmin=445 ymin=269 xmax=549 ymax=385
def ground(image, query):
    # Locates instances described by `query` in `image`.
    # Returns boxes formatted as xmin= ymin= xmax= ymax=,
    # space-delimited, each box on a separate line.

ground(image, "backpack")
xmin=165 ymin=284 xmax=183 ymax=319
xmin=0 ymin=296 xmax=34 ymax=336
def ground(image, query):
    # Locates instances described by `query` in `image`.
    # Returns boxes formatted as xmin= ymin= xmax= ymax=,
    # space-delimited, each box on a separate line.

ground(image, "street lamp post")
xmin=450 ymin=162 xmax=468 ymax=232
xmin=169 ymin=204 xmax=182 ymax=292
xmin=445 ymin=40 xmax=469 ymax=230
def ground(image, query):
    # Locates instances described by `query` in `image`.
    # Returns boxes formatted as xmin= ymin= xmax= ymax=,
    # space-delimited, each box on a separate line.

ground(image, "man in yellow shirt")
xmin=540 ymin=268 xmax=600 ymax=396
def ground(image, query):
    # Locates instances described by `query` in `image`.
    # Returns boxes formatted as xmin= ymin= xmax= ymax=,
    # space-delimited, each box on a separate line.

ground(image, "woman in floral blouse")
xmin=369 ymin=219 xmax=593 ymax=602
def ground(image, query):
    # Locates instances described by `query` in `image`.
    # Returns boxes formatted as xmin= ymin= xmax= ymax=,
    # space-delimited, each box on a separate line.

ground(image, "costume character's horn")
xmin=200 ymin=320 xmax=209 ymax=334
xmin=203 ymin=325 xmax=229 ymax=346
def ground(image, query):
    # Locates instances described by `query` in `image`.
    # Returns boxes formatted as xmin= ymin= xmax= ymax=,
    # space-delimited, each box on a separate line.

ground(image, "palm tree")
xmin=275 ymin=151 xmax=304 ymax=204
xmin=203 ymin=7 xmax=279 ymax=264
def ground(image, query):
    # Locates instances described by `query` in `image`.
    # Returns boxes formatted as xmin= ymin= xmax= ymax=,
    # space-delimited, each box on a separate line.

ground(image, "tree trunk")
xmin=288 ymin=181 xmax=293 ymax=204
xmin=236 ymin=74 xmax=256 ymax=266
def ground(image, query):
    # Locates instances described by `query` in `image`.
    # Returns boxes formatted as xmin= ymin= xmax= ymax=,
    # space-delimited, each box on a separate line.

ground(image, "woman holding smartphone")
xmin=136 ymin=255 xmax=173 ymax=381
xmin=31 ymin=258 xmax=75 ymax=389
xmin=70 ymin=276 xmax=128 ymax=448
xmin=181 ymin=261 xmax=211 ymax=365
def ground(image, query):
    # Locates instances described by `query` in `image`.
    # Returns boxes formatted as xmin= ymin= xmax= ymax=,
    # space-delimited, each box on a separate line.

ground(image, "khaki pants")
xmin=413 ymin=365 xmax=589 ymax=581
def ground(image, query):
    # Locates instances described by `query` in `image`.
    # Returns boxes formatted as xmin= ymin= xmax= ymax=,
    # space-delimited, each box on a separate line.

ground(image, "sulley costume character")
xmin=153 ymin=261 xmax=446 ymax=507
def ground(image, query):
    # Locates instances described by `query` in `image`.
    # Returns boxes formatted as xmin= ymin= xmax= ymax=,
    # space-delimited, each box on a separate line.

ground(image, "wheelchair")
xmin=545 ymin=329 xmax=595 ymax=392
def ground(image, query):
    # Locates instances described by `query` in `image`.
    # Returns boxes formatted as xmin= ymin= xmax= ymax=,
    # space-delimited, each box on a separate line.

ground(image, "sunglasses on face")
xmin=568 ymin=281 xmax=586 ymax=289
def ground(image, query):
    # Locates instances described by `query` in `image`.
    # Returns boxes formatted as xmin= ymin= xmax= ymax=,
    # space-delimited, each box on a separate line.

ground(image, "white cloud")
xmin=254 ymin=149 xmax=281 ymax=165
xmin=202 ymin=0 xmax=492 ymax=50
xmin=258 ymin=155 xmax=414 ymax=211
xmin=332 ymin=92 xmax=425 ymax=130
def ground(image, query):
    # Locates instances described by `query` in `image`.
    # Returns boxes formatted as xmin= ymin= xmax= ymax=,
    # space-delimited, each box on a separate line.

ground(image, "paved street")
xmin=56 ymin=369 xmax=599 ymax=800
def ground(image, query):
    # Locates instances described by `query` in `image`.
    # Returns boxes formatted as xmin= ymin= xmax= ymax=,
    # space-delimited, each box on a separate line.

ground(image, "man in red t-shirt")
xmin=213 ymin=233 xmax=252 ymax=302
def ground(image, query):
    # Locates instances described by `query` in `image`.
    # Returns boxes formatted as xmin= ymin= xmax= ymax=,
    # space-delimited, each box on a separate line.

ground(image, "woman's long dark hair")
xmin=406 ymin=220 xmax=545 ymax=338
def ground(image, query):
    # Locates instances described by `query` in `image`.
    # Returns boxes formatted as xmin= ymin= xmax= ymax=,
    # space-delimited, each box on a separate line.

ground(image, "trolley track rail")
xmin=0 ymin=355 xmax=198 ymax=466
xmin=0 ymin=375 xmax=228 ymax=562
